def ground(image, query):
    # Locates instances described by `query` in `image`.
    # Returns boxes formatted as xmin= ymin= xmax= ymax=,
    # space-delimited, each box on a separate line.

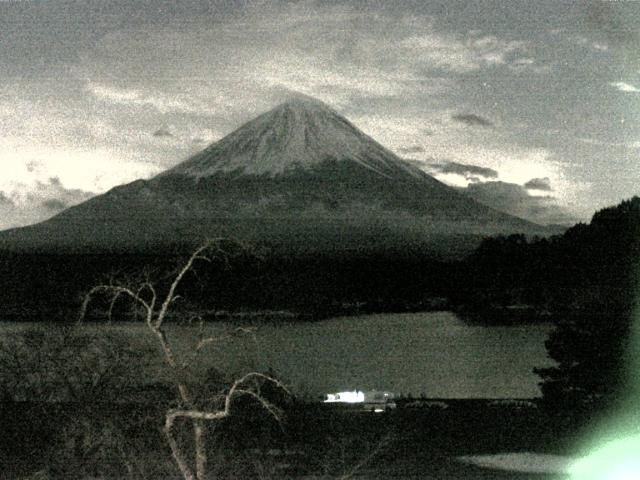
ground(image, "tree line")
xmin=0 ymin=196 xmax=638 ymax=417
xmin=461 ymin=197 xmax=640 ymax=415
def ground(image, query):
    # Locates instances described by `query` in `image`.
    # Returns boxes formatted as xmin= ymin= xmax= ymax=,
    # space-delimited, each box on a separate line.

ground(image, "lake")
xmin=236 ymin=311 xmax=555 ymax=399
xmin=2 ymin=311 xmax=555 ymax=399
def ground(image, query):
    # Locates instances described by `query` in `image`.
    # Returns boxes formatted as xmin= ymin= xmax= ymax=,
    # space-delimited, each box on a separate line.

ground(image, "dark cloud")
xmin=586 ymin=2 xmax=640 ymax=50
xmin=153 ymin=127 xmax=174 ymax=138
xmin=428 ymin=161 xmax=498 ymax=180
xmin=524 ymin=177 xmax=552 ymax=191
xmin=42 ymin=199 xmax=68 ymax=211
xmin=451 ymin=114 xmax=494 ymax=128
xmin=48 ymin=177 xmax=63 ymax=188
xmin=403 ymin=158 xmax=426 ymax=169
xmin=464 ymin=181 xmax=538 ymax=201
xmin=0 ymin=192 xmax=14 ymax=207
xmin=27 ymin=177 xmax=94 ymax=213
xmin=460 ymin=181 xmax=575 ymax=225
xmin=0 ymin=1 xmax=631 ymax=227
xmin=0 ymin=179 xmax=95 ymax=230
xmin=398 ymin=145 xmax=425 ymax=154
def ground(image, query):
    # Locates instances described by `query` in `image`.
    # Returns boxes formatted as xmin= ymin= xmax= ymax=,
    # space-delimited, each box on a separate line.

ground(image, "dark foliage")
xmin=0 ymin=327 xmax=294 ymax=479
xmin=0 ymin=326 xmax=159 ymax=403
xmin=458 ymin=197 xmax=640 ymax=414
xmin=0 ymin=245 xmax=459 ymax=322
xmin=1 ymin=399 xmax=567 ymax=480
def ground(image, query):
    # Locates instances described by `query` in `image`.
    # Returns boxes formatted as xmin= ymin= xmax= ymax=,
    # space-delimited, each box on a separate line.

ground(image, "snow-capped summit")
xmin=0 ymin=95 xmax=544 ymax=254
xmin=163 ymin=96 xmax=421 ymax=179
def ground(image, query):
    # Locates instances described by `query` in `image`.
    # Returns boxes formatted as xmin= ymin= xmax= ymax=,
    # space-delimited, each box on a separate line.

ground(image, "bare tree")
xmin=79 ymin=239 xmax=289 ymax=480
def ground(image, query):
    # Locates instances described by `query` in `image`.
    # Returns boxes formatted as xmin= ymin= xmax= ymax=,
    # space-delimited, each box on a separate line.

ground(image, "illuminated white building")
xmin=324 ymin=390 xmax=396 ymax=411
xmin=324 ymin=390 xmax=366 ymax=403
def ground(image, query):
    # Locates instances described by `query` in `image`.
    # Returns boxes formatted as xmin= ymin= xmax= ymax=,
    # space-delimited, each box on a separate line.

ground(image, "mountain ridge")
xmin=0 ymin=96 xmax=546 ymax=255
xmin=162 ymin=97 xmax=424 ymax=180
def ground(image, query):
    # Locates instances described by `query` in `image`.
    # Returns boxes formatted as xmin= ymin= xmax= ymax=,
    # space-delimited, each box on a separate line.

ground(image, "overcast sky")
xmin=1 ymin=0 xmax=639 ymax=228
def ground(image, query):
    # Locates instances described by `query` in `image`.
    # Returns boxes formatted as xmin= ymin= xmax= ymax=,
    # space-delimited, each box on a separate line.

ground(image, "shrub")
xmin=0 ymin=325 xmax=157 ymax=403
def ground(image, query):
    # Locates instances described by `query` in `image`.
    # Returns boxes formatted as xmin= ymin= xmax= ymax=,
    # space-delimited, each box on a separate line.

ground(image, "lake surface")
xmin=2 ymin=311 xmax=555 ymax=399
xmin=243 ymin=311 xmax=555 ymax=399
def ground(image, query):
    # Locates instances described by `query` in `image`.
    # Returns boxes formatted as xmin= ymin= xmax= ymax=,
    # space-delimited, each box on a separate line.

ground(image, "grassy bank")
xmin=1 ymin=399 xmax=579 ymax=479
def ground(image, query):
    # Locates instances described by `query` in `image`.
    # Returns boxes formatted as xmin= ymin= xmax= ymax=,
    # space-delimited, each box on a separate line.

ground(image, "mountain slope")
xmin=163 ymin=96 xmax=423 ymax=179
xmin=0 ymin=96 xmax=544 ymax=255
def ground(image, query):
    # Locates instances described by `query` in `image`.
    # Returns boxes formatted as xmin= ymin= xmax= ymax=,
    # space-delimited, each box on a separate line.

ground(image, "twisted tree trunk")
xmin=80 ymin=240 xmax=288 ymax=480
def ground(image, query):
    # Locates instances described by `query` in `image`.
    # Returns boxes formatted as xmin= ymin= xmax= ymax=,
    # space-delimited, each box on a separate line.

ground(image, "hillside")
xmin=0 ymin=97 xmax=542 ymax=255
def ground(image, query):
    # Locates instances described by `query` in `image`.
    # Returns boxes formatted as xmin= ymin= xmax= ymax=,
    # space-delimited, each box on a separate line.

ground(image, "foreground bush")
xmin=0 ymin=325 xmax=157 ymax=403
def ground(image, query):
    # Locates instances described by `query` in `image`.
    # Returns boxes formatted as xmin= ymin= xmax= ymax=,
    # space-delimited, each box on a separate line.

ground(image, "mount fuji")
xmin=0 ymin=96 xmax=543 ymax=255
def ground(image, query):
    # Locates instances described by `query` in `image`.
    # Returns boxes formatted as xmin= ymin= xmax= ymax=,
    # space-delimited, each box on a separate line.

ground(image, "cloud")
xmin=0 ymin=177 xmax=95 ymax=230
xmin=508 ymin=57 xmax=551 ymax=74
xmin=587 ymin=2 xmax=640 ymax=49
xmin=566 ymin=34 xmax=611 ymax=53
xmin=427 ymin=161 xmax=498 ymax=181
xmin=513 ymin=57 xmax=535 ymax=65
xmin=153 ymin=127 xmax=174 ymax=138
xmin=401 ymin=33 xmax=528 ymax=73
xmin=0 ymin=1 xmax=613 ymax=229
xmin=0 ymin=195 xmax=18 ymax=231
xmin=255 ymin=58 xmax=415 ymax=106
xmin=76 ymin=6 xmax=530 ymax=114
xmin=86 ymin=82 xmax=215 ymax=114
xmin=27 ymin=177 xmax=94 ymax=208
xmin=398 ymin=145 xmax=426 ymax=154
xmin=0 ymin=139 xmax=163 ymax=195
xmin=460 ymin=181 xmax=574 ymax=225
xmin=41 ymin=199 xmax=69 ymax=211
xmin=578 ymin=137 xmax=640 ymax=149
xmin=610 ymin=82 xmax=640 ymax=93
xmin=469 ymin=35 xmax=528 ymax=65
xmin=418 ymin=141 xmax=573 ymax=196
xmin=359 ymin=111 xmax=577 ymax=208
xmin=78 ymin=10 xmax=454 ymax=112
xmin=0 ymin=192 xmax=14 ymax=207
xmin=451 ymin=114 xmax=494 ymax=128
xmin=353 ymin=113 xmax=445 ymax=155
xmin=524 ymin=177 xmax=552 ymax=191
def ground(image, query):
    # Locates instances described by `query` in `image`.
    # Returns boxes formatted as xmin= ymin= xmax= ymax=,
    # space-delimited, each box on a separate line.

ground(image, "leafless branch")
xmin=78 ymin=239 xmax=286 ymax=480
xmin=165 ymin=373 xmax=288 ymax=428
xmin=79 ymin=285 xmax=153 ymax=325
xmin=338 ymin=434 xmax=393 ymax=480
xmin=234 ymin=389 xmax=284 ymax=425
xmin=155 ymin=240 xmax=218 ymax=329
xmin=107 ymin=290 xmax=124 ymax=323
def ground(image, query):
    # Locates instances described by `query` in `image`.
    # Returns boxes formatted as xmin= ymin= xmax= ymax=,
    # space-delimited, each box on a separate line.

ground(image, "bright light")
xmin=324 ymin=390 xmax=365 ymax=403
xmin=570 ymin=435 xmax=640 ymax=480
xmin=567 ymin=258 xmax=640 ymax=480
